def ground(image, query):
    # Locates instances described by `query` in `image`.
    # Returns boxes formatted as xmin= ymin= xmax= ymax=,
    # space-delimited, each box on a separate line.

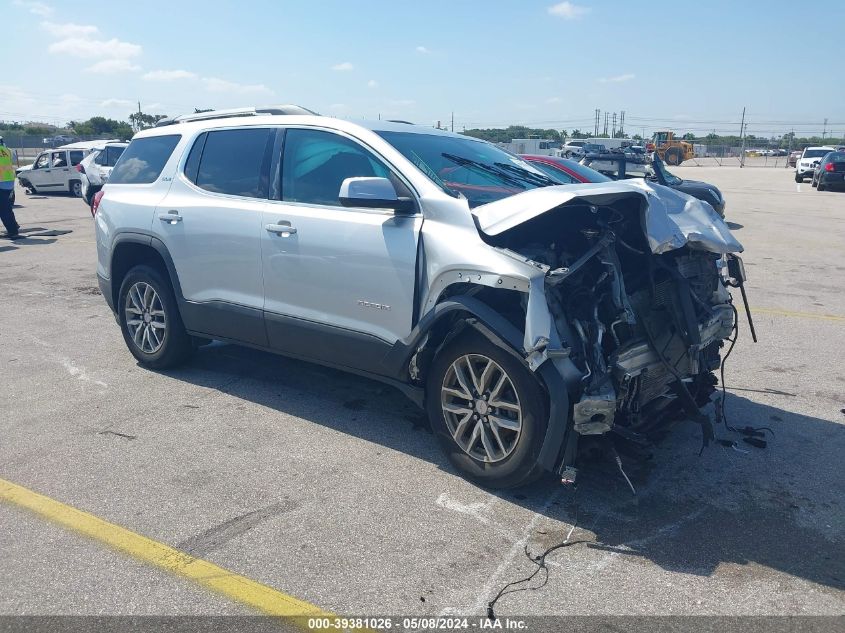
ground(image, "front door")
xmin=261 ymin=127 xmax=421 ymax=373
xmin=26 ymin=152 xmax=55 ymax=189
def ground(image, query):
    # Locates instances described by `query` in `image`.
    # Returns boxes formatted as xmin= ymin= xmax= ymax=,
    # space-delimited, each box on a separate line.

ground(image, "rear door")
xmin=260 ymin=127 xmax=422 ymax=371
xmin=154 ymin=127 xmax=273 ymax=345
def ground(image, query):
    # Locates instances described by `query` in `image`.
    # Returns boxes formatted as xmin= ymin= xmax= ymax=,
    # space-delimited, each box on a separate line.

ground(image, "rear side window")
xmin=106 ymin=146 xmax=125 ymax=166
xmin=110 ymin=135 xmax=181 ymax=185
xmin=69 ymin=151 xmax=84 ymax=166
xmin=192 ymin=128 xmax=272 ymax=198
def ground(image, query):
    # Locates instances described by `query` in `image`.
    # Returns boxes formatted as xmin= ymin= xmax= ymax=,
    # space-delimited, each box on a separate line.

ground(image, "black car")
xmin=811 ymin=151 xmax=845 ymax=191
xmin=579 ymin=153 xmax=726 ymax=217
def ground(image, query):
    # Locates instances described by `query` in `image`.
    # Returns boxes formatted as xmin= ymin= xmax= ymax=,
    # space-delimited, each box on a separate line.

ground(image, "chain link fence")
xmin=680 ymin=137 xmax=845 ymax=168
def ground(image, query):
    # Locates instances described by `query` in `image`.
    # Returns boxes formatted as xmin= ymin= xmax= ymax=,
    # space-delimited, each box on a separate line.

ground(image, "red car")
xmin=520 ymin=154 xmax=612 ymax=184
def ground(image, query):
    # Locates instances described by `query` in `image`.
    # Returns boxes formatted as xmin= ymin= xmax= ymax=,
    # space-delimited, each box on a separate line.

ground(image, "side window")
xmin=183 ymin=132 xmax=207 ymax=185
xmin=34 ymin=154 xmax=50 ymax=169
xmin=107 ymin=146 xmax=125 ymax=166
xmin=194 ymin=129 xmax=271 ymax=198
xmin=93 ymin=150 xmax=105 ymax=166
xmin=70 ymin=150 xmax=84 ymax=166
xmin=110 ymin=135 xmax=181 ymax=185
xmin=531 ymin=161 xmax=577 ymax=184
xmin=51 ymin=151 xmax=67 ymax=168
xmin=281 ymin=128 xmax=390 ymax=206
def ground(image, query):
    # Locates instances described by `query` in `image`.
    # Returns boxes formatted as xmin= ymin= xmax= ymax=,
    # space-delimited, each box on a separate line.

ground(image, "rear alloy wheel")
xmin=427 ymin=331 xmax=547 ymax=489
xmin=118 ymin=265 xmax=192 ymax=369
xmin=70 ymin=180 xmax=82 ymax=197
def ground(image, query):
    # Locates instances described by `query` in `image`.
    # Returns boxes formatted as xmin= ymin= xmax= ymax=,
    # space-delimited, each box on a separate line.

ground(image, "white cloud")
xmin=546 ymin=97 xmax=562 ymax=104
xmin=48 ymin=37 xmax=142 ymax=60
xmin=547 ymin=2 xmax=590 ymax=19
xmin=599 ymin=73 xmax=635 ymax=83
xmin=100 ymin=98 xmax=135 ymax=109
xmin=41 ymin=21 xmax=98 ymax=37
xmin=331 ymin=62 xmax=354 ymax=71
xmin=143 ymin=69 xmax=197 ymax=81
xmin=14 ymin=1 xmax=53 ymax=16
xmin=367 ymin=79 xmax=378 ymax=88
xmin=416 ymin=46 xmax=430 ymax=54
xmin=86 ymin=59 xmax=141 ymax=74
xmin=202 ymin=77 xmax=273 ymax=95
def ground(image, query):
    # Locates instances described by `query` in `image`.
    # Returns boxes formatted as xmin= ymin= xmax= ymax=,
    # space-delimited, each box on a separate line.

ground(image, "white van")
xmin=17 ymin=140 xmax=121 ymax=196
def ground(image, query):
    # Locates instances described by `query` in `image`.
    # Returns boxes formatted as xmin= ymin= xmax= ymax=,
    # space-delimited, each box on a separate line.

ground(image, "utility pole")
xmin=603 ymin=112 xmax=609 ymax=136
xmin=822 ymin=118 xmax=827 ymax=140
xmin=620 ymin=110 xmax=625 ymax=136
xmin=739 ymin=107 xmax=746 ymax=168
xmin=784 ymin=128 xmax=793 ymax=168
xmin=612 ymin=112 xmax=617 ymax=138
xmin=594 ymin=109 xmax=600 ymax=137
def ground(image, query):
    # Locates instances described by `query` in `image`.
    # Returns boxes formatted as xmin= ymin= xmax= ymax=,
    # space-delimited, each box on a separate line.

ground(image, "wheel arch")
xmin=383 ymin=292 xmax=577 ymax=473
xmin=109 ymin=234 xmax=184 ymax=312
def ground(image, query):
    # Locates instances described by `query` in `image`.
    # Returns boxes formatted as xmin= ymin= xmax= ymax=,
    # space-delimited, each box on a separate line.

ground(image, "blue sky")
xmin=4 ymin=0 xmax=844 ymax=137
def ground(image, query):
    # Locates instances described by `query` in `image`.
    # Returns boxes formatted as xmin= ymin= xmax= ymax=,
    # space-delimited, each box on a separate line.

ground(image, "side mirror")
xmin=339 ymin=177 xmax=415 ymax=214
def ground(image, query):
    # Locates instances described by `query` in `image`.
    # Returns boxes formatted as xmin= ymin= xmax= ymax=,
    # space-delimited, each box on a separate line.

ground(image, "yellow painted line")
xmin=0 ymin=478 xmax=336 ymax=626
xmin=739 ymin=306 xmax=845 ymax=323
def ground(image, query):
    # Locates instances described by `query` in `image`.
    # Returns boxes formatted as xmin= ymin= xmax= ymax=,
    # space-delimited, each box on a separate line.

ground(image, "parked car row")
xmin=795 ymin=146 xmax=837 ymax=183
xmin=809 ymin=151 xmax=845 ymax=191
xmin=16 ymin=140 xmax=126 ymax=204
xmin=92 ymin=106 xmax=746 ymax=488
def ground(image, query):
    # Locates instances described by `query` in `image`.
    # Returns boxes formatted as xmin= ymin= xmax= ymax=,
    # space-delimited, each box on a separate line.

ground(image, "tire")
xmin=817 ymin=182 xmax=826 ymax=192
xmin=69 ymin=180 xmax=82 ymax=198
xmin=564 ymin=151 xmax=572 ymax=158
xmin=426 ymin=330 xmax=548 ymax=489
xmin=665 ymin=148 xmax=681 ymax=166
xmin=117 ymin=265 xmax=193 ymax=369
xmin=795 ymin=173 xmax=803 ymax=183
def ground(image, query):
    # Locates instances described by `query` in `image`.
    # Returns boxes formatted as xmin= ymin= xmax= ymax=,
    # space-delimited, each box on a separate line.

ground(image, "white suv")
xmin=79 ymin=142 xmax=128 ymax=206
xmin=95 ymin=106 xmax=746 ymax=488
xmin=795 ymin=146 xmax=835 ymax=182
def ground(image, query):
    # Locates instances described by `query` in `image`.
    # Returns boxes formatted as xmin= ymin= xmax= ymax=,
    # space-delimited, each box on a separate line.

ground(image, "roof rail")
xmin=386 ymin=119 xmax=415 ymax=125
xmin=155 ymin=105 xmax=318 ymax=127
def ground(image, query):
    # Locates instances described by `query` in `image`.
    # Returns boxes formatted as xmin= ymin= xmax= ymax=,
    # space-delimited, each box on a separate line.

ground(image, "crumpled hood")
xmin=472 ymin=180 xmax=743 ymax=255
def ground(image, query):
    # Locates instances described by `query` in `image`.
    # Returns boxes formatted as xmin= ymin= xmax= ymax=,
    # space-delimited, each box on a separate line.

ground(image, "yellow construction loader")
xmin=647 ymin=131 xmax=695 ymax=165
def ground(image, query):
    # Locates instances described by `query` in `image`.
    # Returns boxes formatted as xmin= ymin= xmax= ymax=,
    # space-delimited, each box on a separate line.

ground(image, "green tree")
xmin=129 ymin=111 xmax=168 ymax=131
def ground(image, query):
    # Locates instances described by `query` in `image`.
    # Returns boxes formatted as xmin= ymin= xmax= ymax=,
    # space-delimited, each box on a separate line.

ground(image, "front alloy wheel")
xmin=124 ymin=281 xmax=167 ymax=354
xmin=427 ymin=331 xmax=548 ymax=489
xmin=441 ymin=354 xmax=522 ymax=463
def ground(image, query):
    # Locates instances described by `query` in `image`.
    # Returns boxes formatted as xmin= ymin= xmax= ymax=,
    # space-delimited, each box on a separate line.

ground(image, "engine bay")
xmin=488 ymin=198 xmax=737 ymax=439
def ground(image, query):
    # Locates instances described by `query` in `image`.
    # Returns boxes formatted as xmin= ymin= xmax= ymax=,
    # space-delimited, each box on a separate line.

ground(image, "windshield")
xmin=377 ymin=131 xmax=558 ymax=207
xmin=803 ymin=149 xmax=832 ymax=159
xmin=651 ymin=158 xmax=682 ymax=186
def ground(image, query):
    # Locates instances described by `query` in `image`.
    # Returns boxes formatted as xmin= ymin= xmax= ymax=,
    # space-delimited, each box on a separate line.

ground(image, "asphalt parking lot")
xmin=1 ymin=168 xmax=843 ymax=622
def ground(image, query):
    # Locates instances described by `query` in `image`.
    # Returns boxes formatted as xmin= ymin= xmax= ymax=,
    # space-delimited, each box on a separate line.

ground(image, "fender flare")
xmin=383 ymin=295 xmax=575 ymax=473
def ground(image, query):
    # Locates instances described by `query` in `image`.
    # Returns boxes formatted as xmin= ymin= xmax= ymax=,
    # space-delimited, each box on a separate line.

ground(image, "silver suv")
xmin=95 ymin=106 xmax=746 ymax=488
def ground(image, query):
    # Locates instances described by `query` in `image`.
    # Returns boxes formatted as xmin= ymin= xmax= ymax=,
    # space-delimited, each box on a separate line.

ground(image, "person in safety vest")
xmin=0 ymin=136 xmax=21 ymax=238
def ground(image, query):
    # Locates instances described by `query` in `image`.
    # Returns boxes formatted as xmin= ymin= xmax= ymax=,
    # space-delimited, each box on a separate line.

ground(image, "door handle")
xmin=159 ymin=210 xmax=182 ymax=224
xmin=265 ymin=221 xmax=297 ymax=236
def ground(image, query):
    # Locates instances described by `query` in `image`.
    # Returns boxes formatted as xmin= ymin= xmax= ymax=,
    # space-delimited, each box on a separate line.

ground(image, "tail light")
xmin=825 ymin=163 xmax=835 ymax=172
xmin=76 ymin=164 xmax=85 ymax=174
xmin=91 ymin=190 xmax=104 ymax=217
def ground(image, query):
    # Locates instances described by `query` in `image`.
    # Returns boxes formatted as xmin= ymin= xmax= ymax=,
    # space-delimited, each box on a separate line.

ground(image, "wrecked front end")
xmin=474 ymin=181 xmax=747 ymax=471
